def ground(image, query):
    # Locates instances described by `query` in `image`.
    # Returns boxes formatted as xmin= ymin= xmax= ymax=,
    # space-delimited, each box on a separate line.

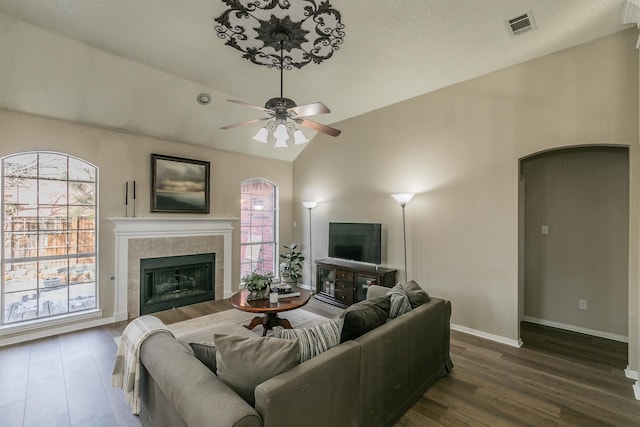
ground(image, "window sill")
xmin=0 ymin=308 xmax=103 ymax=336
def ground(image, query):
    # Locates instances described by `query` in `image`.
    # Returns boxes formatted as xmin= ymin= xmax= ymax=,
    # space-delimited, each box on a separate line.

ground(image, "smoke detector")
xmin=506 ymin=11 xmax=536 ymax=37
xmin=196 ymin=93 xmax=211 ymax=105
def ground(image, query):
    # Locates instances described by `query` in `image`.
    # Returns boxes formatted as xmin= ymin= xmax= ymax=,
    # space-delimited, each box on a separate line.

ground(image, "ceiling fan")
xmin=221 ymin=37 xmax=341 ymax=145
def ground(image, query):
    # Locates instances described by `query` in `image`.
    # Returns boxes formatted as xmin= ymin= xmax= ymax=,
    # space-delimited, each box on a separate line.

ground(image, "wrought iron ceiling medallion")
xmin=214 ymin=0 xmax=345 ymax=69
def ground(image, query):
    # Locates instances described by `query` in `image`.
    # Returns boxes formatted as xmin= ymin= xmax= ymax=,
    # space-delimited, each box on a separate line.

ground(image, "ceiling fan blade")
xmin=221 ymin=117 xmax=269 ymax=130
xmin=227 ymin=99 xmax=273 ymax=113
xmin=296 ymin=118 xmax=342 ymax=137
xmin=288 ymin=102 xmax=331 ymax=117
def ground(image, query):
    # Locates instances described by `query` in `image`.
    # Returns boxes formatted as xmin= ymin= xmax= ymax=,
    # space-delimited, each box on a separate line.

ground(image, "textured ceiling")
xmin=0 ymin=0 xmax=632 ymax=161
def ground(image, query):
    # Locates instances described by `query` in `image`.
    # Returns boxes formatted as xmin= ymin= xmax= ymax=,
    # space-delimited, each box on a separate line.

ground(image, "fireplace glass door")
xmin=140 ymin=253 xmax=214 ymax=315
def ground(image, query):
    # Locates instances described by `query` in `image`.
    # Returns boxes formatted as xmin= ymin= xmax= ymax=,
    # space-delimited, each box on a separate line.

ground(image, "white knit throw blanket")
xmin=111 ymin=315 xmax=173 ymax=414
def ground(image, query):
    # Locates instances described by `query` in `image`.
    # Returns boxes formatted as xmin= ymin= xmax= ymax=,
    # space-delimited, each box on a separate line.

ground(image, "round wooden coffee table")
xmin=229 ymin=287 xmax=311 ymax=336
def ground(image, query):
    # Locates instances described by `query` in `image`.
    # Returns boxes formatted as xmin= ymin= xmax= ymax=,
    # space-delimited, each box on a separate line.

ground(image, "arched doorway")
xmin=519 ymin=145 xmax=629 ymax=342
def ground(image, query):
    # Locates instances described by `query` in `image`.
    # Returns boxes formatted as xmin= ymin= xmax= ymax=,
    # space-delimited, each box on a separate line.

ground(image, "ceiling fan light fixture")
xmin=293 ymin=129 xmax=309 ymax=145
xmin=273 ymin=123 xmax=289 ymax=140
xmin=252 ymin=127 xmax=269 ymax=143
xmin=274 ymin=138 xmax=289 ymax=148
xmin=218 ymin=2 xmax=342 ymax=146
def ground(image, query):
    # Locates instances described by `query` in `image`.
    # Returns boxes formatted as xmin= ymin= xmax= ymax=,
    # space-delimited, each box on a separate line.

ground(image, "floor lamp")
xmin=302 ymin=201 xmax=318 ymax=292
xmin=391 ymin=193 xmax=415 ymax=283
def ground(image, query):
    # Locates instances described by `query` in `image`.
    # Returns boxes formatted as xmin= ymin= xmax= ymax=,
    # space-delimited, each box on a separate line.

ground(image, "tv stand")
xmin=315 ymin=259 xmax=397 ymax=308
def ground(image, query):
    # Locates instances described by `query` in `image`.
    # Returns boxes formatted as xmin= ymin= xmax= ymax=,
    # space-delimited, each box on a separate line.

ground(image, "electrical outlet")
xmin=579 ymin=299 xmax=588 ymax=310
xmin=541 ymin=225 xmax=549 ymax=235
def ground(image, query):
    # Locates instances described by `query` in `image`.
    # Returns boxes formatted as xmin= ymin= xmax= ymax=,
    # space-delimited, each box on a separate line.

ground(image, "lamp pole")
xmin=302 ymin=201 xmax=318 ymax=292
xmin=391 ymin=193 xmax=415 ymax=283
xmin=400 ymin=204 xmax=408 ymax=281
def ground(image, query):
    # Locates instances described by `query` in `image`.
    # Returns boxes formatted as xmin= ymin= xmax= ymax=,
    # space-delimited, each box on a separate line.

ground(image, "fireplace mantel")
xmin=110 ymin=217 xmax=237 ymax=321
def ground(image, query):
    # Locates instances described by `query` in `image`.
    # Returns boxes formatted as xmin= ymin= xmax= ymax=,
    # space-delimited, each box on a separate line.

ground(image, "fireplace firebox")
xmin=140 ymin=253 xmax=215 ymax=315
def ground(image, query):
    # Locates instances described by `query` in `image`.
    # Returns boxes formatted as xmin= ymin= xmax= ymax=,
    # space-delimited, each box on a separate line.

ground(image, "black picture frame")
xmin=151 ymin=154 xmax=210 ymax=213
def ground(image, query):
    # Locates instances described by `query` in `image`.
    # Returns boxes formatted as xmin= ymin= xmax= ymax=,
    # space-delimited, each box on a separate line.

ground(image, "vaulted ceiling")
xmin=0 ymin=1 xmax=632 ymax=161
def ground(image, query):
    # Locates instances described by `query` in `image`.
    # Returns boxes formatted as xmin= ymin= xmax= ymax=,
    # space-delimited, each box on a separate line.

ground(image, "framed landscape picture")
xmin=151 ymin=154 xmax=210 ymax=213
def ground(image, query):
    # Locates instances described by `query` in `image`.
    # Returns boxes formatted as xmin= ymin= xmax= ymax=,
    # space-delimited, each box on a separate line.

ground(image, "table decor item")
xmin=242 ymin=270 xmax=274 ymax=301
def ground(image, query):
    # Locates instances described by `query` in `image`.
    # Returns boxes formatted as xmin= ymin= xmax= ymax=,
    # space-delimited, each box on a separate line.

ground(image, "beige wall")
xmin=0 ymin=109 xmax=293 ymax=340
xmin=293 ymin=30 xmax=638 ymax=346
xmin=522 ymin=147 xmax=629 ymax=337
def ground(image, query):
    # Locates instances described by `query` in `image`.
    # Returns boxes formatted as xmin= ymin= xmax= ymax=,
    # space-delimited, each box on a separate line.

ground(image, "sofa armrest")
xmin=355 ymin=297 xmax=452 ymax=427
xmin=255 ymin=340 xmax=360 ymax=427
xmin=140 ymin=332 xmax=261 ymax=427
xmin=366 ymin=284 xmax=389 ymax=300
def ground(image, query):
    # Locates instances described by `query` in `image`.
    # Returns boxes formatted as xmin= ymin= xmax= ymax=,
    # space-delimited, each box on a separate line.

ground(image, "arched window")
xmin=2 ymin=152 xmax=97 ymax=325
xmin=240 ymin=178 xmax=278 ymax=278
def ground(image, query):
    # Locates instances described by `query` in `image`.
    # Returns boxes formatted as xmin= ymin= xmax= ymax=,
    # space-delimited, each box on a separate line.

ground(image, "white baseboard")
xmin=634 ymin=381 xmax=640 ymax=400
xmin=0 ymin=311 xmax=114 ymax=347
xmin=626 ymin=366 xmax=639 ymax=380
xmin=523 ymin=316 xmax=628 ymax=343
xmin=451 ymin=323 xmax=522 ymax=348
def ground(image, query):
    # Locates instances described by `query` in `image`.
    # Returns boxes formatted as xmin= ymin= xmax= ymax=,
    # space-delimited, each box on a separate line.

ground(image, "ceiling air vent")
xmin=506 ymin=11 xmax=536 ymax=37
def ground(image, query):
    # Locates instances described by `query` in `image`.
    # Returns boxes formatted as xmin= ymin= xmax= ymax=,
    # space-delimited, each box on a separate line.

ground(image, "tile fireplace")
xmin=110 ymin=217 xmax=236 ymax=320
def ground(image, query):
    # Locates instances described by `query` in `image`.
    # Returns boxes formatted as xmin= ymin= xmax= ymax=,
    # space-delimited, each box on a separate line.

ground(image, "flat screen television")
xmin=328 ymin=222 xmax=382 ymax=265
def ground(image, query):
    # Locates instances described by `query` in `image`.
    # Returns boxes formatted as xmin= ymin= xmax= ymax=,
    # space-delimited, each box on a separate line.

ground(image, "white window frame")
xmin=240 ymin=178 xmax=279 ymax=278
xmin=1 ymin=151 xmax=99 ymax=327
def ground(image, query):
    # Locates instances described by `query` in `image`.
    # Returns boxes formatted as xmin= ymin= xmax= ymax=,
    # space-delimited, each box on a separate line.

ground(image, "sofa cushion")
xmin=386 ymin=283 xmax=413 ymax=319
xmin=404 ymin=280 xmax=430 ymax=308
xmin=189 ymin=341 xmax=217 ymax=373
xmin=340 ymin=295 xmax=391 ymax=343
xmin=273 ymin=318 xmax=344 ymax=362
xmin=214 ymin=334 xmax=300 ymax=406
xmin=175 ymin=321 xmax=255 ymax=350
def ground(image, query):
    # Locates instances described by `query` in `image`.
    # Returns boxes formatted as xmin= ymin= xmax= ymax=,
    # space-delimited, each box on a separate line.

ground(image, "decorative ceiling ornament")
xmin=214 ymin=0 xmax=345 ymax=69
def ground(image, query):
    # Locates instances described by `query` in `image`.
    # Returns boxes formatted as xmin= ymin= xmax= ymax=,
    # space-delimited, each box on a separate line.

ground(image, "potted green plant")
xmin=242 ymin=270 xmax=274 ymax=300
xmin=279 ymin=243 xmax=305 ymax=285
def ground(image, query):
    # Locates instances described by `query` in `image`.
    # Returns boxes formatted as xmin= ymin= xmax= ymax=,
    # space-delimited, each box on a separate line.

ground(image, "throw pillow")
xmin=189 ymin=341 xmax=217 ymax=373
xmin=214 ymin=334 xmax=300 ymax=406
xmin=273 ymin=318 xmax=344 ymax=362
xmin=404 ymin=280 xmax=430 ymax=308
xmin=386 ymin=283 xmax=412 ymax=319
xmin=339 ymin=295 xmax=391 ymax=343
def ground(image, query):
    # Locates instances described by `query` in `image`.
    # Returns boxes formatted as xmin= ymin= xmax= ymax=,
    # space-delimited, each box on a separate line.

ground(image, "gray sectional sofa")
xmin=138 ymin=285 xmax=453 ymax=427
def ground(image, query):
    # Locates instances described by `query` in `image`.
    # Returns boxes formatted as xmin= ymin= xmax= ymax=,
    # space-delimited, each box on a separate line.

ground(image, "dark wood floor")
xmin=0 ymin=300 xmax=638 ymax=427
xmin=397 ymin=322 xmax=640 ymax=426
